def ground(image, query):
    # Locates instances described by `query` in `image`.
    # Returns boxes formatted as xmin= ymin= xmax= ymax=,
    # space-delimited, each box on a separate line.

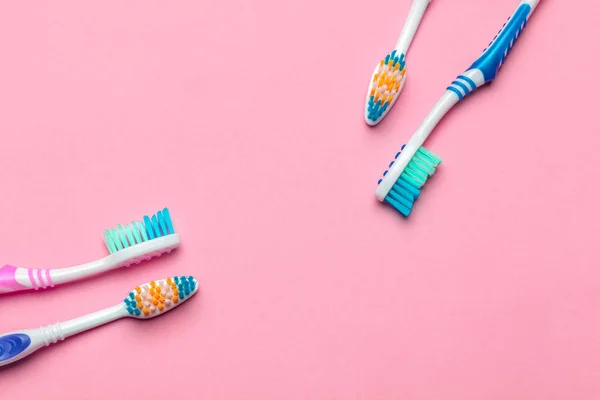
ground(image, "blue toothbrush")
xmin=375 ymin=0 xmax=542 ymax=216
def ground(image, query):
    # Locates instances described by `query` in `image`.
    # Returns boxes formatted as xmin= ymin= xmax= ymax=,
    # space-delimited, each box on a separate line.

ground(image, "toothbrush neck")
xmin=394 ymin=0 xmax=431 ymax=55
xmin=520 ymin=0 xmax=541 ymax=11
xmin=408 ymin=91 xmax=458 ymax=148
xmin=58 ymin=304 xmax=127 ymax=339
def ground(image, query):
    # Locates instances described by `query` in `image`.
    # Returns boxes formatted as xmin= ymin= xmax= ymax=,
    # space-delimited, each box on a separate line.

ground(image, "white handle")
xmin=0 ymin=304 xmax=127 ymax=367
xmin=520 ymin=0 xmax=541 ymax=10
xmin=395 ymin=0 xmax=432 ymax=55
xmin=0 ymin=234 xmax=180 ymax=294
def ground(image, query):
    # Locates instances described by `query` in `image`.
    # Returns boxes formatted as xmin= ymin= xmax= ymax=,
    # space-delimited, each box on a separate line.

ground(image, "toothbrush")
xmin=0 ymin=275 xmax=198 ymax=367
xmin=375 ymin=0 xmax=541 ymax=216
xmin=0 ymin=208 xmax=180 ymax=294
xmin=364 ymin=0 xmax=432 ymax=126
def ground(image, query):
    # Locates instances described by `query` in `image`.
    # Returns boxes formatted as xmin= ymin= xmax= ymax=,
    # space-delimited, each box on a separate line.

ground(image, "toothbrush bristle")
xmin=378 ymin=146 xmax=442 ymax=216
xmin=124 ymin=276 xmax=198 ymax=318
xmin=104 ymin=208 xmax=174 ymax=254
xmin=366 ymin=50 xmax=406 ymax=125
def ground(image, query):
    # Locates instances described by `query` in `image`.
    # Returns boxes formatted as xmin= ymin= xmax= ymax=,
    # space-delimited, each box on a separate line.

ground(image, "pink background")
xmin=1 ymin=0 xmax=599 ymax=398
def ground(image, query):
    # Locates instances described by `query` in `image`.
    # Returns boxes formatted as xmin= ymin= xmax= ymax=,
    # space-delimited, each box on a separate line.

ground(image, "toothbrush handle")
xmin=395 ymin=0 xmax=432 ymax=55
xmin=446 ymin=0 xmax=540 ymax=100
xmin=0 ymin=264 xmax=56 ymax=293
xmin=0 ymin=261 xmax=108 ymax=294
xmin=0 ymin=304 xmax=127 ymax=367
xmin=0 ymin=234 xmax=180 ymax=294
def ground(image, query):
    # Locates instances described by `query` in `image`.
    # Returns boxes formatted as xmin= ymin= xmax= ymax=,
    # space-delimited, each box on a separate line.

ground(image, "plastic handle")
xmin=444 ymin=1 xmax=538 ymax=102
xmin=0 ymin=264 xmax=55 ymax=294
xmin=395 ymin=0 xmax=432 ymax=55
xmin=0 ymin=305 xmax=127 ymax=367
xmin=0 ymin=333 xmax=33 ymax=364
xmin=0 ymin=233 xmax=180 ymax=295
xmin=0 ymin=325 xmax=67 ymax=367
xmin=468 ymin=3 xmax=534 ymax=84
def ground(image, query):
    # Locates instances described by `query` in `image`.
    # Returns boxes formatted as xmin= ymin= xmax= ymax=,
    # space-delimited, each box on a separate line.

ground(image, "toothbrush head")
xmin=103 ymin=208 xmax=180 ymax=265
xmin=365 ymin=50 xmax=407 ymax=126
xmin=376 ymin=145 xmax=441 ymax=216
xmin=124 ymin=276 xmax=198 ymax=318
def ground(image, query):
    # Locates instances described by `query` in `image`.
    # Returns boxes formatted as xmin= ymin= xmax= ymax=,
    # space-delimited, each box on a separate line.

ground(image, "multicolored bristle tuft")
xmin=104 ymin=208 xmax=174 ymax=254
xmin=366 ymin=50 xmax=407 ymax=125
xmin=124 ymin=276 xmax=198 ymax=318
xmin=378 ymin=145 xmax=441 ymax=216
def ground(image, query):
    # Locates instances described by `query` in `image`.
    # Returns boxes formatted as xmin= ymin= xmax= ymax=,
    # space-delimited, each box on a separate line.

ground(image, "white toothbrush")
xmin=364 ymin=0 xmax=433 ymax=126
xmin=0 ymin=208 xmax=180 ymax=294
xmin=0 ymin=275 xmax=198 ymax=367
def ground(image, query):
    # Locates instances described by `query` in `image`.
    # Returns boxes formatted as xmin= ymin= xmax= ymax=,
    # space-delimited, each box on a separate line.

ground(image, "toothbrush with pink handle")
xmin=0 ymin=208 xmax=179 ymax=294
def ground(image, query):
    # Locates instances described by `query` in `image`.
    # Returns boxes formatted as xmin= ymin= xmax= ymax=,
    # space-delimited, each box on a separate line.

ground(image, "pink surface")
xmin=0 ymin=0 xmax=599 ymax=398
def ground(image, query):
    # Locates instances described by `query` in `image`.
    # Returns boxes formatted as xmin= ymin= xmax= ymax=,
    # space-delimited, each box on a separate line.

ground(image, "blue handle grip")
xmin=0 ymin=333 xmax=31 ymax=363
xmin=469 ymin=3 xmax=533 ymax=83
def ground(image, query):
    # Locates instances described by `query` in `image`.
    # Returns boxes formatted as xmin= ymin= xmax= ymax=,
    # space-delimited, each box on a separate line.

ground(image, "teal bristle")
xmin=104 ymin=208 xmax=175 ymax=254
xmin=379 ymin=146 xmax=442 ymax=217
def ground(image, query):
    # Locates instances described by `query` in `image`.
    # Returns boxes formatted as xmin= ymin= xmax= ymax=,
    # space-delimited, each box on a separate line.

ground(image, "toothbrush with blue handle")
xmin=375 ymin=0 xmax=541 ymax=216
xmin=0 ymin=276 xmax=198 ymax=367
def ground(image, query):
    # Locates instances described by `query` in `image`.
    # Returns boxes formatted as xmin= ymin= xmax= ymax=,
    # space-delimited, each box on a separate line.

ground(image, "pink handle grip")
xmin=0 ymin=264 xmax=54 ymax=294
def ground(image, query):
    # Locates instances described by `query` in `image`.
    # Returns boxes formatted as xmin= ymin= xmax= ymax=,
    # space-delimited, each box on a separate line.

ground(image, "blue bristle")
xmin=157 ymin=210 xmax=168 ymax=236
xmin=389 ymin=189 xmax=413 ymax=209
xmin=385 ymin=54 xmax=390 ymax=64
xmin=124 ymin=298 xmax=130 ymax=306
xmin=127 ymin=307 xmax=135 ymax=315
xmin=383 ymin=170 xmax=388 ymax=176
xmin=151 ymin=215 xmax=161 ymax=237
xmin=397 ymin=177 xmax=421 ymax=199
xmin=129 ymin=292 xmax=135 ymax=300
xmin=389 ymin=161 xmax=394 ymax=168
xmin=378 ymin=179 xmax=382 ymax=184
xmin=143 ymin=215 xmax=155 ymax=239
xmin=379 ymin=145 xmax=441 ymax=217
xmin=134 ymin=309 xmax=141 ymax=316
xmin=174 ymin=276 xmax=180 ymax=283
xmin=401 ymin=144 xmax=406 ymax=150
xmin=391 ymin=49 xmax=397 ymax=58
xmin=163 ymin=208 xmax=174 ymax=234
xmin=385 ymin=195 xmax=412 ymax=217
xmin=395 ymin=152 xmax=401 ymax=159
